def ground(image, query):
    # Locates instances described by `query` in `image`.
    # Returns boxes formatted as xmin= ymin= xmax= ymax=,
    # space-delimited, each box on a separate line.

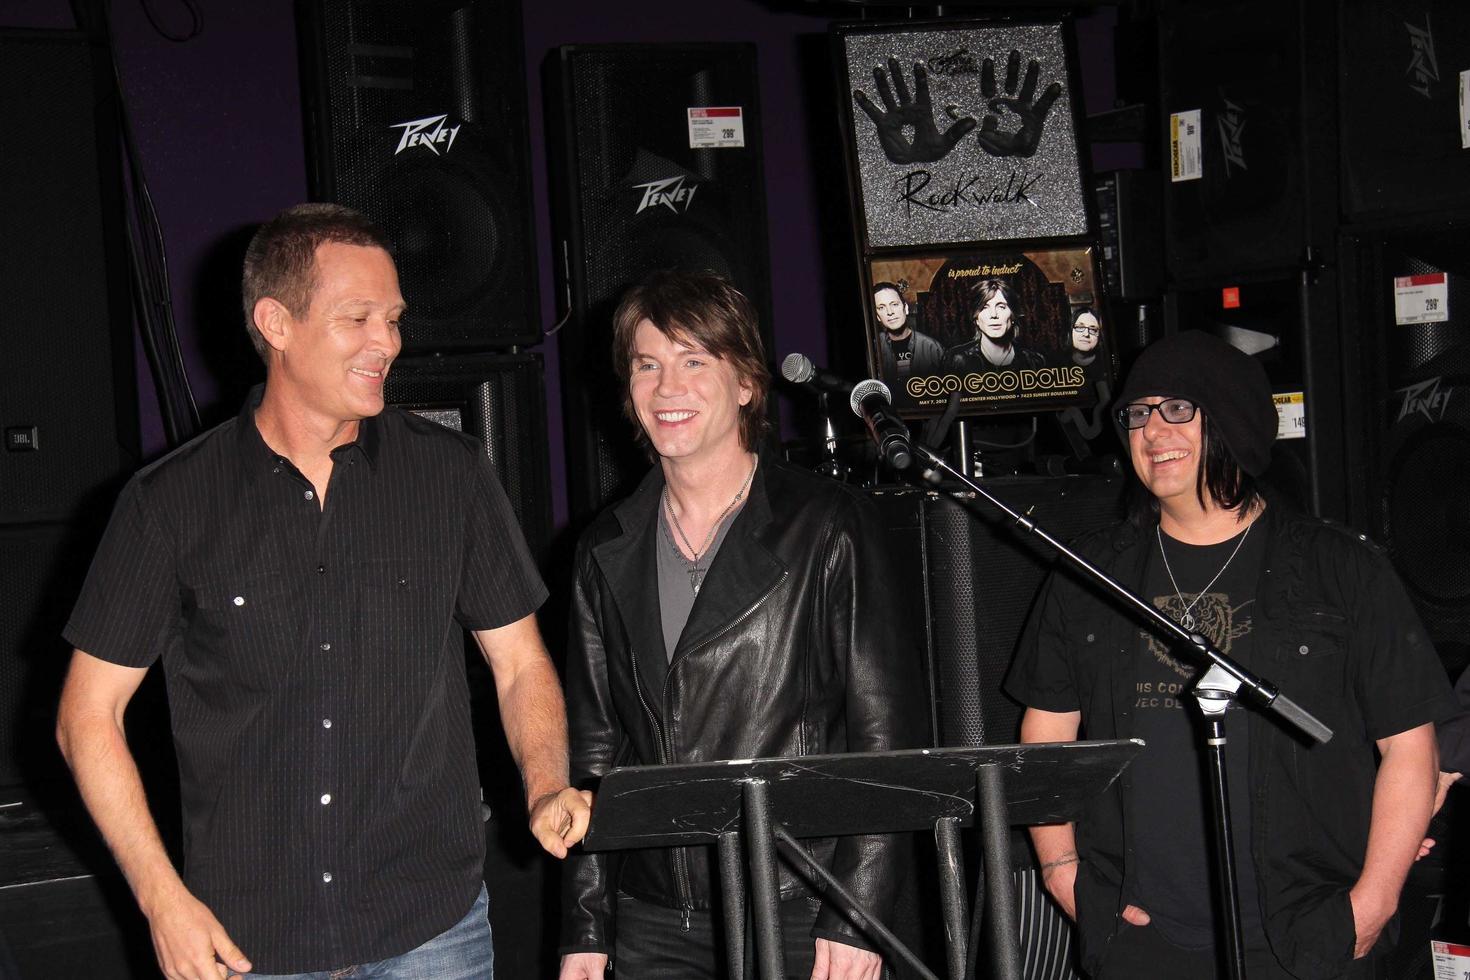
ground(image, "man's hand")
xmin=558 ymin=951 xmax=608 ymax=979
xmin=1349 ymin=885 xmax=1396 ymax=959
xmin=1039 ymin=852 xmax=1080 ymax=920
xmin=142 ymin=882 xmax=251 ymax=980
xmin=1418 ymin=770 xmax=1461 ymax=859
xmin=529 ymin=786 xmax=594 ymax=859
xmin=812 ymin=937 xmax=882 ymax=980
xmin=974 ymin=49 xmax=1063 ymax=159
xmin=853 ymin=58 xmax=977 ymax=165
xmin=1121 ymin=904 xmax=1150 ymax=927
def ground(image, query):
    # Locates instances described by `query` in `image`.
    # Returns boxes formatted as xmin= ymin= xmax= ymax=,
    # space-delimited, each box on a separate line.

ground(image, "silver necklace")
xmin=1155 ymin=522 xmax=1253 ymax=632
xmin=662 ymin=460 xmax=756 ymax=595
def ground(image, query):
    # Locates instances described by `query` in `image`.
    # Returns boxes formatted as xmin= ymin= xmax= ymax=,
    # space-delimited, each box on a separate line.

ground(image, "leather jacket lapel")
xmin=592 ymin=472 xmax=669 ymax=707
xmin=672 ymin=465 xmax=787 ymax=661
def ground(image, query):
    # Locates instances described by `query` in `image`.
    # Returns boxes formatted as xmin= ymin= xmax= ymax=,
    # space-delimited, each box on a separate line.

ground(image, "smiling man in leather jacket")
xmin=557 ymin=270 xmax=926 ymax=980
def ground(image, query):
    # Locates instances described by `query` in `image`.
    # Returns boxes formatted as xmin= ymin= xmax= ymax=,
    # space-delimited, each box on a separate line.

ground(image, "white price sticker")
xmin=1431 ymin=940 xmax=1470 ymax=979
xmin=688 ymin=107 xmax=744 ymax=149
xmin=1394 ymin=272 xmax=1450 ymax=325
xmin=1169 ymin=110 xmax=1203 ymax=182
xmin=1273 ymin=392 xmax=1306 ymax=441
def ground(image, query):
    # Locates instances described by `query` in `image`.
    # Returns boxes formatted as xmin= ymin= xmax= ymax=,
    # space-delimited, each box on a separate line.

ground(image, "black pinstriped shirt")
xmin=65 ymin=389 xmax=547 ymax=973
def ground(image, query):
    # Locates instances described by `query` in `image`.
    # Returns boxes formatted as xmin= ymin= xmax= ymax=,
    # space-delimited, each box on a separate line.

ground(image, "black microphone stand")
xmin=903 ymin=440 xmax=1333 ymax=980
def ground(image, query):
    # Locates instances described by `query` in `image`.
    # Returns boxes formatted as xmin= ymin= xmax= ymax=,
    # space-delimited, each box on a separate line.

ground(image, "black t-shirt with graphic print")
xmin=887 ymin=333 xmax=914 ymax=377
xmin=1131 ymin=522 xmax=1268 ymax=950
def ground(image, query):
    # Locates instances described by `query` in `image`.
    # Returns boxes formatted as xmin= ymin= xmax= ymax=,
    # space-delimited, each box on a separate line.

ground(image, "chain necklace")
xmin=662 ymin=459 xmax=756 ymax=595
xmin=1155 ymin=521 xmax=1253 ymax=632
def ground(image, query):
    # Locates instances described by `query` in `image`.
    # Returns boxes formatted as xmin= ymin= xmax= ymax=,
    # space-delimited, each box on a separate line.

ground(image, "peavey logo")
xmin=1405 ymin=14 xmax=1439 ymax=99
xmin=633 ymin=175 xmax=699 ymax=214
xmin=1395 ymin=376 xmax=1452 ymax=423
xmin=390 ymin=114 xmax=461 ymax=156
xmin=1216 ymin=96 xmax=1247 ymax=176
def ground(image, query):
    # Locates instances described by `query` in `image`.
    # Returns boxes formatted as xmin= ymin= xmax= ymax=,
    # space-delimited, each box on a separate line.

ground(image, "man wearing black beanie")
xmin=1007 ymin=331 xmax=1454 ymax=979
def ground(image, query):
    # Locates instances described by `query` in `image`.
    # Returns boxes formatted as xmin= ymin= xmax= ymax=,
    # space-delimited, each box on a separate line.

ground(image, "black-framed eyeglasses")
xmin=1072 ymin=324 xmax=1101 ymax=337
xmin=1117 ymin=398 xmax=1198 ymax=429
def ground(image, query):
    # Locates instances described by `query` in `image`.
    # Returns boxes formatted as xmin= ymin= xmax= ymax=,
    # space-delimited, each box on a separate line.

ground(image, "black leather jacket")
xmin=560 ymin=455 xmax=927 ymax=954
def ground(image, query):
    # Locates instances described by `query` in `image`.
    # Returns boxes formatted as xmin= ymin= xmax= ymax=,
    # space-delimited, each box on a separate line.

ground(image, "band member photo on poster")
xmin=865 ymin=246 xmax=1114 ymax=418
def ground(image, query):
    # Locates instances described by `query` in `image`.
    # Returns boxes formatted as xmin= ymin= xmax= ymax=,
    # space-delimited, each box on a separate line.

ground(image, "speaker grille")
xmin=1340 ymin=0 xmax=1470 ymax=219
xmin=384 ymin=353 xmax=552 ymax=564
xmin=299 ymin=0 xmax=539 ymax=350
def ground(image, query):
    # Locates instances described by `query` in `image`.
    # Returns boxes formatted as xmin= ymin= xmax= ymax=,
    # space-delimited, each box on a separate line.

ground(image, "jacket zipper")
xmin=661 ymin=570 xmax=789 ymax=924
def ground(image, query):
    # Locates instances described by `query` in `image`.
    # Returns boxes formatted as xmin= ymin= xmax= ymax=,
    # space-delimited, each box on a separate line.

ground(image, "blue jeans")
xmin=238 ymin=884 xmax=492 ymax=979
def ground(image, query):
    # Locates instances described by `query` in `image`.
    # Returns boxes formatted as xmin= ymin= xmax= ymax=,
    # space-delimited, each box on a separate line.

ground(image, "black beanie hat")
xmin=1115 ymin=330 xmax=1277 ymax=477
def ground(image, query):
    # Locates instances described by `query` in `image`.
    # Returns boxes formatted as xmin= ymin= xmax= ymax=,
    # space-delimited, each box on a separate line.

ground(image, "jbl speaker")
xmin=384 ymin=353 xmax=552 ymax=565
xmin=0 ymin=30 xmax=137 ymax=527
xmin=296 ymin=0 xmax=540 ymax=352
xmin=546 ymin=43 xmax=774 ymax=523
xmin=1158 ymin=0 xmax=1338 ymax=285
xmin=1340 ymin=0 xmax=1470 ymax=220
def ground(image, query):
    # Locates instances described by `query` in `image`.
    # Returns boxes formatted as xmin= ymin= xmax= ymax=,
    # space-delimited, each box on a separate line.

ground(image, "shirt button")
xmin=1298 ymin=644 xmax=1310 ymax=655
xmin=322 ymin=718 xmax=332 ymax=729
xmin=320 ymin=642 xmax=331 ymax=651
xmin=322 ymin=872 xmax=333 ymax=883
xmin=316 ymin=564 xmax=326 ymax=575
xmin=320 ymin=793 xmax=332 ymax=805
xmin=232 ymin=596 xmax=245 ymax=607
xmin=304 ymin=490 xmax=315 ymax=501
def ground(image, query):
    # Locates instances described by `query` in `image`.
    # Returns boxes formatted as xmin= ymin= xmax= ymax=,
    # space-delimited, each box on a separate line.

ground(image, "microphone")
xmin=849 ymin=379 xmax=913 ymax=471
xmin=780 ymin=352 xmax=852 ymax=395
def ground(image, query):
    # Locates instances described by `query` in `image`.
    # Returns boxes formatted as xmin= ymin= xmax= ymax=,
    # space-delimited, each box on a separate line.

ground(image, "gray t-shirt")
xmin=656 ymin=496 xmax=746 ymax=662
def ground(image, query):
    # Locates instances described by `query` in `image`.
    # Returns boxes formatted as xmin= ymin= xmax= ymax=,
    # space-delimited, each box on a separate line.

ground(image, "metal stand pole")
xmin=977 ymin=765 xmax=1022 ymax=980
xmin=1194 ymin=663 xmax=1247 ymax=980
xmin=934 ymin=816 xmax=969 ymax=980
xmin=718 ymin=830 xmax=747 ymax=980
xmin=742 ymin=778 xmax=785 ymax=980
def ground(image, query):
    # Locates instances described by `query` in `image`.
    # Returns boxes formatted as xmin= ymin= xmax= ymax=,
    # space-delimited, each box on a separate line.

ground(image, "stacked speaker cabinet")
xmin=297 ymin=0 xmax=552 ymax=554
xmin=298 ymin=5 xmax=554 ymax=973
xmin=1156 ymin=0 xmax=1348 ymax=519
xmin=1339 ymin=1 xmax=1470 ymax=222
xmin=297 ymin=0 xmax=540 ymax=352
xmin=0 ymin=30 xmax=138 ymax=790
xmin=546 ymin=44 xmax=774 ymax=523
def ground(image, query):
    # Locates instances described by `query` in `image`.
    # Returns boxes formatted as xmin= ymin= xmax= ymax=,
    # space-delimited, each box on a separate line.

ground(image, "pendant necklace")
xmin=663 ymin=459 xmax=756 ymax=595
xmin=1156 ymin=521 xmax=1253 ymax=632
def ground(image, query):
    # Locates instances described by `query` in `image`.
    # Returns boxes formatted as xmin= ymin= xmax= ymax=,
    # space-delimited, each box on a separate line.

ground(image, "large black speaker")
xmin=1157 ymin=0 xmax=1337 ymax=285
xmin=296 ymin=0 xmax=540 ymax=352
xmin=546 ymin=43 xmax=774 ymax=522
xmin=384 ymin=353 xmax=552 ymax=564
xmin=869 ymin=476 xmax=1126 ymax=748
xmin=1340 ymin=1 xmax=1470 ymax=220
xmin=0 ymin=30 xmax=137 ymax=526
xmin=1345 ymin=223 xmax=1470 ymax=680
xmin=0 ymin=30 xmax=137 ymax=790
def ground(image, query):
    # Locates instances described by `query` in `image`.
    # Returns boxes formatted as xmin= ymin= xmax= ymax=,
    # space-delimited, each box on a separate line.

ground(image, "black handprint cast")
xmin=975 ymin=49 xmax=1063 ymax=159
xmin=853 ymin=58 xmax=977 ymax=165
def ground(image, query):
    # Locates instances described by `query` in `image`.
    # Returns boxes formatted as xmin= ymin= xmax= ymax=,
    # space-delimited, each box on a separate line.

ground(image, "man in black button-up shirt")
xmin=56 ymin=204 xmax=590 ymax=979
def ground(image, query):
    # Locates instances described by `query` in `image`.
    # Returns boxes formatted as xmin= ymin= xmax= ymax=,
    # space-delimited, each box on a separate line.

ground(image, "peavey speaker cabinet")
xmin=546 ymin=43 xmax=774 ymax=523
xmin=297 ymin=0 xmax=540 ymax=352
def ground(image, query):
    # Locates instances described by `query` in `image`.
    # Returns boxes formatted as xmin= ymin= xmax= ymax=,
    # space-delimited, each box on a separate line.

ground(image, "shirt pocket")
xmin=354 ymin=559 xmax=454 ymax=684
xmin=183 ymin=574 xmax=303 ymax=688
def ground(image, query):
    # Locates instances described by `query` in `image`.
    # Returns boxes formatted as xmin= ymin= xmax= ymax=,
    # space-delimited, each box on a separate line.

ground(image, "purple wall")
xmin=3 ymin=1 xmax=1120 ymax=530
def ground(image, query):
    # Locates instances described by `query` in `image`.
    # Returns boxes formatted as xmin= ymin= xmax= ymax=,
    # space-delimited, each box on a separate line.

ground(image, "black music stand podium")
xmin=582 ymin=741 xmax=1141 ymax=980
